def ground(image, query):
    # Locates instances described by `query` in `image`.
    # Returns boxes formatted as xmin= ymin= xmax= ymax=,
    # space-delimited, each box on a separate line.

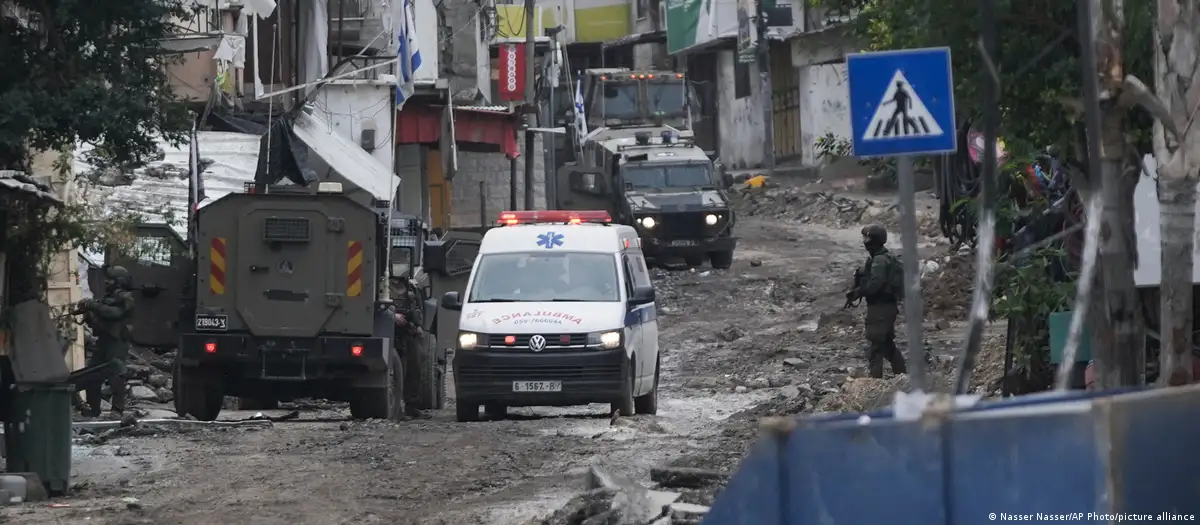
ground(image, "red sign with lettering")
xmin=497 ymin=43 xmax=526 ymax=102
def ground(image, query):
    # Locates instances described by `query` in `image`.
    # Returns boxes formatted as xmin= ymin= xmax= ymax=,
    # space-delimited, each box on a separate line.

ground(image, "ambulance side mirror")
xmin=441 ymin=291 xmax=463 ymax=311
xmin=629 ymin=286 xmax=655 ymax=306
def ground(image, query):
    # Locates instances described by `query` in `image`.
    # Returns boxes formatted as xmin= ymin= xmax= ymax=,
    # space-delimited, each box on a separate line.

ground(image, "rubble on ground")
xmin=923 ymin=251 xmax=976 ymax=321
xmin=733 ymin=187 xmax=942 ymax=236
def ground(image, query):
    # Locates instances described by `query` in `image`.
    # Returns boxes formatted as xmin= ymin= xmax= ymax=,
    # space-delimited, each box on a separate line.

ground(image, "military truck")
xmin=561 ymin=68 xmax=700 ymax=164
xmin=554 ymin=126 xmax=738 ymax=269
xmin=172 ymin=181 xmax=443 ymax=421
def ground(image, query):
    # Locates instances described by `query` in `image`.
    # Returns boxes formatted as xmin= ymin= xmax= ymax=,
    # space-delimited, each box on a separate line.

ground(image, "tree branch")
xmin=1120 ymin=74 xmax=1181 ymax=139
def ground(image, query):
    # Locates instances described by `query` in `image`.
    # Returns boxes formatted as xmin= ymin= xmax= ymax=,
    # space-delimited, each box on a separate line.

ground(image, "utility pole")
xmin=523 ymin=0 xmax=537 ymax=210
xmin=756 ymin=0 xmax=776 ymax=177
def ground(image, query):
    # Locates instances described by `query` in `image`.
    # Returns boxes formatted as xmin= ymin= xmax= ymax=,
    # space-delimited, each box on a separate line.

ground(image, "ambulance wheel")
xmin=709 ymin=250 xmax=734 ymax=270
xmin=173 ymin=360 xmax=223 ymax=422
xmin=611 ymin=361 xmax=636 ymax=416
xmin=350 ymin=348 xmax=405 ymax=420
xmin=456 ymin=401 xmax=481 ymax=422
xmin=634 ymin=357 xmax=659 ymax=415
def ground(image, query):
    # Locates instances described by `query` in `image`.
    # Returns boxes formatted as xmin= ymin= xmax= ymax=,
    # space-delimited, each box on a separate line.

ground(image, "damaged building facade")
xmin=160 ymin=0 xmax=533 ymax=231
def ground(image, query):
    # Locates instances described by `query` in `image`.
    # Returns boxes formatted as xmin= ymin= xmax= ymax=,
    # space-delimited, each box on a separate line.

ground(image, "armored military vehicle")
xmin=561 ymin=69 xmax=700 ymax=164
xmin=172 ymin=181 xmax=442 ymax=421
xmin=554 ymin=126 xmax=738 ymax=269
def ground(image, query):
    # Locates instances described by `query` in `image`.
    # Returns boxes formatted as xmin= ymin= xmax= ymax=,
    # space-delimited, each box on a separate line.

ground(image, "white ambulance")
xmin=440 ymin=210 xmax=661 ymax=422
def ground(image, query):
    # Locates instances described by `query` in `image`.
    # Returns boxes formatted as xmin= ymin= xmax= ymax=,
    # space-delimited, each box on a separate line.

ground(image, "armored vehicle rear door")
xmin=101 ymin=224 xmax=190 ymax=348
xmin=555 ymin=166 xmax=613 ymax=212
xmin=233 ymin=203 xmax=355 ymax=337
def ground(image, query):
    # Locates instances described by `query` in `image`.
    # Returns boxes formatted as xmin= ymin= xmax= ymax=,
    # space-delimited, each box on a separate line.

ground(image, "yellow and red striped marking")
xmin=209 ymin=237 xmax=227 ymax=295
xmin=347 ymin=241 xmax=363 ymax=297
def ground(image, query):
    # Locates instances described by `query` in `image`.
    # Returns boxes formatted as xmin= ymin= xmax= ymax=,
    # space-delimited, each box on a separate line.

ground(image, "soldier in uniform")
xmin=391 ymin=275 xmax=428 ymax=417
xmin=845 ymin=225 xmax=908 ymax=378
xmin=77 ymin=265 xmax=136 ymax=418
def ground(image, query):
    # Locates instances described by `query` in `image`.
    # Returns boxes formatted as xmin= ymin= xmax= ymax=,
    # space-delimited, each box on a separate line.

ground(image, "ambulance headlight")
xmin=458 ymin=331 xmax=479 ymax=350
xmin=590 ymin=331 xmax=622 ymax=349
xmin=639 ymin=217 xmax=657 ymax=229
xmin=705 ymin=214 xmax=719 ymax=225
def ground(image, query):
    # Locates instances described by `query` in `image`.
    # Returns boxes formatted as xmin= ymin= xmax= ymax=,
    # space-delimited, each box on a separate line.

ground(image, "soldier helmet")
xmin=105 ymin=265 xmax=133 ymax=289
xmin=861 ymin=224 xmax=888 ymax=245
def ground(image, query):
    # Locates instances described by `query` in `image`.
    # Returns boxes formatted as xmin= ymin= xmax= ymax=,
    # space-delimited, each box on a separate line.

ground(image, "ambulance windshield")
xmin=468 ymin=252 xmax=620 ymax=303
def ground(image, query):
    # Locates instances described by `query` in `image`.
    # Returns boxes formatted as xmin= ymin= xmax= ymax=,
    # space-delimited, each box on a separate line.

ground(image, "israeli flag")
xmin=574 ymin=71 xmax=588 ymax=137
xmin=396 ymin=0 xmax=423 ymax=108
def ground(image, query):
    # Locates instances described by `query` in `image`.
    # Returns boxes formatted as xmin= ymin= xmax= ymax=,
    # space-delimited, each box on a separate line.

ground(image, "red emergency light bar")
xmin=497 ymin=210 xmax=612 ymax=225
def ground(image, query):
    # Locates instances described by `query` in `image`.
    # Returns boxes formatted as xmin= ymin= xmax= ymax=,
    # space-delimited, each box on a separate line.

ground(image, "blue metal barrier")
xmin=704 ymin=386 xmax=1200 ymax=525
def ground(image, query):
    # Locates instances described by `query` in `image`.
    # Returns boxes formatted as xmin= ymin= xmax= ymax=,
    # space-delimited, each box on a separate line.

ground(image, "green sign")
xmin=666 ymin=0 xmax=710 ymax=55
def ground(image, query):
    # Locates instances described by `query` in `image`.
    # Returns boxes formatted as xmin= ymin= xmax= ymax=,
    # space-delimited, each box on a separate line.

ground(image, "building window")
xmin=635 ymin=0 xmax=649 ymax=20
xmin=734 ymin=61 xmax=751 ymax=99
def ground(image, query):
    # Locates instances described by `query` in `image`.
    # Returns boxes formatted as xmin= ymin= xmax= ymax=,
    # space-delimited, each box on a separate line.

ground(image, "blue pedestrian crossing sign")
xmin=846 ymin=47 xmax=957 ymax=157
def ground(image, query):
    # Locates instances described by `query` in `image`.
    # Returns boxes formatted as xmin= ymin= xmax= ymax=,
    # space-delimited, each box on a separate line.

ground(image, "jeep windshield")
xmin=647 ymin=82 xmax=686 ymax=118
xmin=594 ymin=81 xmax=641 ymax=120
xmin=622 ymin=163 xmax=712 ymax=189
xmin=468 ymin=252 xmax=620 ymax=303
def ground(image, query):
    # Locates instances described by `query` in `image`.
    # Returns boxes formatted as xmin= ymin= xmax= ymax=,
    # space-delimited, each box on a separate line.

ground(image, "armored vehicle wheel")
xmin=349 ymin=348 xmax=405 ymax=420
xmin=634 ymin=357 xmax=660 ymax=415
xmin=173 ymin=360 xmax=223 ymax=422
xmin=611 ymin=361 xmax=636 ymax=416
xmin=456 ymin=401 xmax=480 ymax=422
xmin=484 ymin=403 xmax=507 ymax=420
xmin=709 ymin=250 xmax=734 ymax=270
xmin=237 ymin=397 xmax=278 ymax=410
xmin=405 ymin=332 xmax=441 ymax=411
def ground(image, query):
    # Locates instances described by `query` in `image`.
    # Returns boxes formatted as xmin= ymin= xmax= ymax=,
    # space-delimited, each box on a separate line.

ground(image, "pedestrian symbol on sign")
xmin=862 ymin=70 xmax=944 ymax=141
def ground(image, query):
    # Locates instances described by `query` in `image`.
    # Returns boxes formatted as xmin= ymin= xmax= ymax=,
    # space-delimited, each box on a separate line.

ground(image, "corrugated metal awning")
xmin=0 ymin=170 xmax=62 ymax=204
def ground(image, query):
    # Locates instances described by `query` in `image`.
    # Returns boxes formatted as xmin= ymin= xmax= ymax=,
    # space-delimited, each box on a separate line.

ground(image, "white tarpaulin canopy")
xmin=293 ymin=106 xmax=398 ymax=201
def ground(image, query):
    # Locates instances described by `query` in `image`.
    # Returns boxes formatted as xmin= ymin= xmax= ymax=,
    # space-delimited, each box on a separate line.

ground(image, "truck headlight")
xmin=458 ymin=332 xmax=479 ymax=350
xmin=589 ymin=331 xmax=622 ymax=349
xmin=705 ymin=214 xmax=719 ymax=225
xmin=639 ymin=217 xmax=657 ymax=229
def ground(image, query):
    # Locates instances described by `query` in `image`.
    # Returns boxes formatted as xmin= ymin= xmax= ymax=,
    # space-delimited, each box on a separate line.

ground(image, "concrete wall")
xmin=451 ymin=137 xmax=546 ymax=228
xmin=311 ymin=81 xmax=397 ymax=191
xmin=715 ymin=49 xmax=765 ymax=169
xmin=797 ymin=63 xmax=850 ymax=166
xmin=396 ymin=144 xmax=425 ymax=217
xmin=395 ymin=139 xmax=547 ymax=229
xmin=444 ymin=0 xmax=483 ymax=100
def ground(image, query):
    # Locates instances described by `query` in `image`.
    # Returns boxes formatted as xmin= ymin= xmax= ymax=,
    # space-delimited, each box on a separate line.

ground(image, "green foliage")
xmin=0 ymin=0 xmax=192 ymax=310
xmin=812 ymin=132 xmax=931 ymax=185
xmin=991 ymin=246 xmax=1076 ymax=378
xmin=809 ymin=0 xmax=1154 ymax=154
xmin=0 ymin=0 xmax=193 ymax=169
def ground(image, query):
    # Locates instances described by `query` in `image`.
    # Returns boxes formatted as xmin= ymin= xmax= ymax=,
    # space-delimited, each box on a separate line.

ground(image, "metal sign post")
xmin=846 ymin=47 xmax=957 ymax=392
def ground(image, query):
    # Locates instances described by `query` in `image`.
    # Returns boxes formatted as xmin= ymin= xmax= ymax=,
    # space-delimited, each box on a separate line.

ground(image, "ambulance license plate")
xmin=512 ymin=381 xmax=562 ymax=393
xmin=195 ymin=314 xmax=228 ymax=331
xmin=669 ymin=240 xmax=697 ymax=247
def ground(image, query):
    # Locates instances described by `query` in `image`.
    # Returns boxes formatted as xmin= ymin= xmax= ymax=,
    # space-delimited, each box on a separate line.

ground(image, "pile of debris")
xmin=733 ymin=188 xmax=941 ymax=236
xmin=528 ymin=465 xmax=720 ymax=525
xmin=922 ymin=250 xmax=976 ymax=321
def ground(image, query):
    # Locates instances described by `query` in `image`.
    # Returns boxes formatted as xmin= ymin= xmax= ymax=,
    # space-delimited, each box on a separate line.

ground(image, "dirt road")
xmin=6 ymin=181 xmax=1000 ymax=524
